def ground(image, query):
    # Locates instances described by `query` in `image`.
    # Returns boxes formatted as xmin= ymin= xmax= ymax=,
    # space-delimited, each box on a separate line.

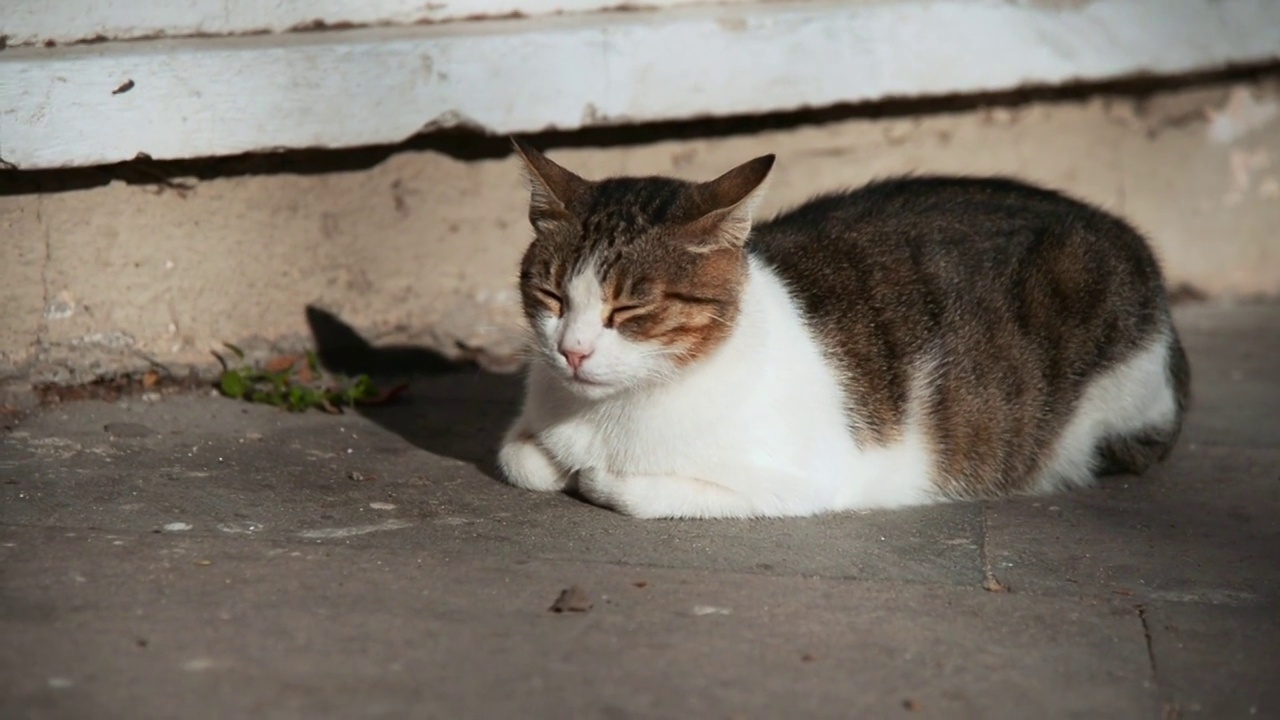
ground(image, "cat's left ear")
xmin=684 ymin=154 xmax=775 ymax=250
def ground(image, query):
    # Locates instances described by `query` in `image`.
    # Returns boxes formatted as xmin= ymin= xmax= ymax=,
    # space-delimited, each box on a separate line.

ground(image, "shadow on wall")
xmin=305 ymin=305 xmax=522 ymax=481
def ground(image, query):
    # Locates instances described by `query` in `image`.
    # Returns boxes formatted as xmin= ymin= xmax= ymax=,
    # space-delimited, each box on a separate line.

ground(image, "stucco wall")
xmin=2 ymin=78 xmax=1278 ymax=396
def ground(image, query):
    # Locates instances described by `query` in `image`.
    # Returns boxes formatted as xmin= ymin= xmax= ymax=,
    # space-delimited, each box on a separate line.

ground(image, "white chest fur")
xmin=505 ymin=258 xmax=939 ymax=517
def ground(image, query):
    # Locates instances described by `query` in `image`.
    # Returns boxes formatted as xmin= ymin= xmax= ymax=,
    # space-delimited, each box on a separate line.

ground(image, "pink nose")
xmin=561 ymin=349 xmax=590 ymax=371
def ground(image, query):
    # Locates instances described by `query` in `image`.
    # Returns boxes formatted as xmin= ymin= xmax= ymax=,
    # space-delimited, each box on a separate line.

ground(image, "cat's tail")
xmin=1162 ymin=328 xmax=1192 ymax=456
xmin=1095 ymin=327 xmax=1190 ymax=476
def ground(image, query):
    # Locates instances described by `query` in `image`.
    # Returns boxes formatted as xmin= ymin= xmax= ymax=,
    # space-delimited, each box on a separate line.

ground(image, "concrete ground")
xmin=2 ymin=301 xmax=1277 ymax=720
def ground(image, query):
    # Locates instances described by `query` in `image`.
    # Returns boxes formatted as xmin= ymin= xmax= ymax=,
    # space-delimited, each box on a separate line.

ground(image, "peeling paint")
xmin=1208 ymin=86 xmax=1280 ymax=144
xmin=1225 ymin=146 xmax=1272 ymax=204
xmin=581 ymin=103 xmax=606 ymax=125
xmin=44 ymin=290 xmax=76 ymax=320
xmin=418 ymin=110 xmax=488 ymax=134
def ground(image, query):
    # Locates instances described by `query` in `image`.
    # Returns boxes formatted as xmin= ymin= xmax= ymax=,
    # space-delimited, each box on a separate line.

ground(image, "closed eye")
xmin=606 ymin=304 xmax=647 ymax=328
xmin=663 ymin=292 xmax=721 ymax=307
xmin=533 ymin=287 xmax=563 ymax=316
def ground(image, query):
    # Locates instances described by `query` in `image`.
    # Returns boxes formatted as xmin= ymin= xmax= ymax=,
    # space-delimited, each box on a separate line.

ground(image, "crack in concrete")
xmin=1137 ymin=604 xmax=1158 ymax=674
xmin=978 ymin=502 xmax=1011 ymax=593
xmin=1136 ymin=603 xmax=1173 ymax=718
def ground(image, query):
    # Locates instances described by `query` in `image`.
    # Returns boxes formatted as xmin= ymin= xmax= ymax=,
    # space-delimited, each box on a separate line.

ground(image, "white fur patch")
xmin=559 ymin=268 xmax=606 ymax=358
xmin=502 ymin=257 xmax=937 ymax=518
xmin=1035 ymin=331 xmax=1180 ymax=492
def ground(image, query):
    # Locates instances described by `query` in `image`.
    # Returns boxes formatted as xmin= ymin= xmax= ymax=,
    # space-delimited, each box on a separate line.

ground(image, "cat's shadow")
xmin=305 ymin=305 xmax=520 ymax=479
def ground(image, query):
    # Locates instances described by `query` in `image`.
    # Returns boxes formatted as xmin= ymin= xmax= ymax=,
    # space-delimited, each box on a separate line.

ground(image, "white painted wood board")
xmin=3 ymin=0 xmax=1279 ymax=170
xmin=2 ymin=0 xmax=753 ymax=46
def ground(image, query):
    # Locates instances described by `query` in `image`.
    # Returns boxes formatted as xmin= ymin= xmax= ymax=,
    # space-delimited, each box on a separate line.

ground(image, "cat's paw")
xmin=498 ymin=434 xmax=569 ymax=492
xmin=575 ymin=467 xmax=638 ymax=515
xmin=578 ymin=468 xmax=768 ymax=519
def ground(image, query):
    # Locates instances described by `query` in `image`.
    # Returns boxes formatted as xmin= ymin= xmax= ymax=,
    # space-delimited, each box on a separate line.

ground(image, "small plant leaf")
xmin=251 ymin=389 xmax=285 ymax=407
xmin=214 ymin=341 xmax=390 ymax=414
xmin=351 ymin=375 xmax=376 ymax=400
xmin=219 ymin=370 xmax=248 ymax=399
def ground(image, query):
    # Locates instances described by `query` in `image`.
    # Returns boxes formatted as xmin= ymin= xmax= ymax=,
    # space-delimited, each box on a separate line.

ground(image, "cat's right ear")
xmin=511 ymin=138 xmax=588 ymax=233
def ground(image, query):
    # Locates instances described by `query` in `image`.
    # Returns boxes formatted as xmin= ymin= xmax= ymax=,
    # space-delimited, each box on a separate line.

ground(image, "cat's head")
xmin=512 ymin=140 xmax=774 ymax=399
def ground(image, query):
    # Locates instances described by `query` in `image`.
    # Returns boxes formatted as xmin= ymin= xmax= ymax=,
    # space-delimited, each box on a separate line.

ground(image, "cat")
xmin=497 ymin=139 xmax=1190 ymax=519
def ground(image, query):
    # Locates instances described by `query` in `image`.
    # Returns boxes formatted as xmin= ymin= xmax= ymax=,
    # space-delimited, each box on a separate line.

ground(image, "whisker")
xmin=703 ymin=312 xmax=733 ymax=327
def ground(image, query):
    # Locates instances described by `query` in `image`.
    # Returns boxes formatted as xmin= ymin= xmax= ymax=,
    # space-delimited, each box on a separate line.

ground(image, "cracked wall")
xmin=1 ymin=78 xmax=1278 ymax=395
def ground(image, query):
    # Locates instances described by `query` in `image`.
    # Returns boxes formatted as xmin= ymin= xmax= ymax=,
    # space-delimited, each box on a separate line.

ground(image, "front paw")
xmin=576 ymin=467 xmax=639 ymax=516
xmin=498 ymin=434 xmax=569 ymax=492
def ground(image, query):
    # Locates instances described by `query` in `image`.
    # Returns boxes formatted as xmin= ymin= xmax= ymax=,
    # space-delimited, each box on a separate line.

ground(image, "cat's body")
xmin=499 ymin=142 xmax=1189 ymax=518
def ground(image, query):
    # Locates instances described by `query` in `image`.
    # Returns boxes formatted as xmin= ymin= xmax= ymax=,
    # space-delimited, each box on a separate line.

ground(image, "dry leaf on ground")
xmin=549 ymin=586 xmax=592 ymax=613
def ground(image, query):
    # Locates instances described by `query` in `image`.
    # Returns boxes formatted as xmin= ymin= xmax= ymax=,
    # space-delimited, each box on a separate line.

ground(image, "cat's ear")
xmin=511 ymin=138 xmax=588 ymax=232
xmin=684 ymin=154 xmax=775 ymax=249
